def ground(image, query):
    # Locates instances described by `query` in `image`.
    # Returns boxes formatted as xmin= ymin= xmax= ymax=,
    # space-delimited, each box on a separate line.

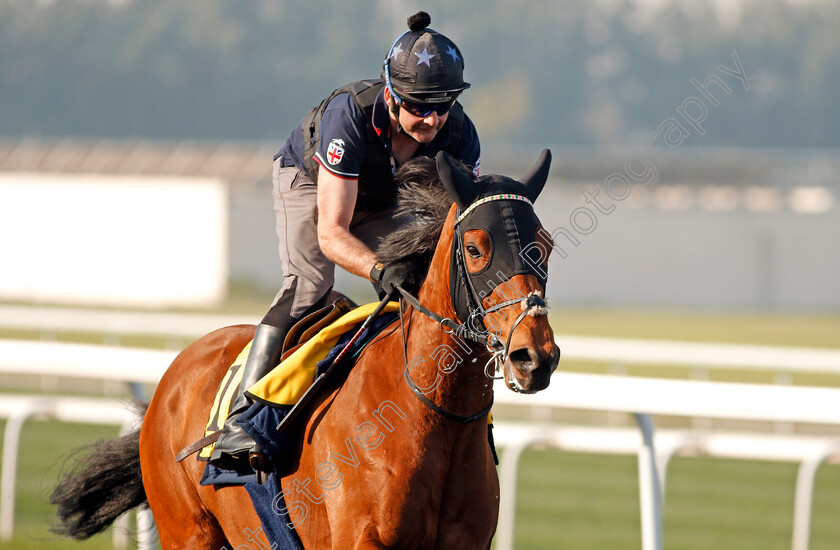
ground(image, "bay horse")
xmin=51 ymin=151 xmax=559 ymax=549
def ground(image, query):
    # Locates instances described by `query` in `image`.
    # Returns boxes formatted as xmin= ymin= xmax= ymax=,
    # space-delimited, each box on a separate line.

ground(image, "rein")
xmin=396 ymin=295 xmax=494 ymax=423
xmin=395 ymin=285 xmax=487 ymax=344
xmin=397 ymin=284 xmax=547 ymax=381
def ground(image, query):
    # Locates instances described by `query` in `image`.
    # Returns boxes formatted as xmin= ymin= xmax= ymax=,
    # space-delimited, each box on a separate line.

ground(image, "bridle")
xmin=451 ymin=193 xmax=549 ymax=376
xmin=395 ymin=193 xmax=549 ymax=422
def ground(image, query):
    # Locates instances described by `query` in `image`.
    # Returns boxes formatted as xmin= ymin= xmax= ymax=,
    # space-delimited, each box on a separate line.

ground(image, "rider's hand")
xmin=379 ymin=264 xmax=412 ymax=297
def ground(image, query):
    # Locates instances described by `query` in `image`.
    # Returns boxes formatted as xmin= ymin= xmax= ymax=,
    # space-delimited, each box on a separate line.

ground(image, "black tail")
xmin=50 ymin=405 xmax=148 ymax=539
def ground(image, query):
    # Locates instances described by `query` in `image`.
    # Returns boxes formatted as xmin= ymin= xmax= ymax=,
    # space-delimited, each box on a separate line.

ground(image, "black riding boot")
xmin=210 ymin=323 xmax=285 ymax=469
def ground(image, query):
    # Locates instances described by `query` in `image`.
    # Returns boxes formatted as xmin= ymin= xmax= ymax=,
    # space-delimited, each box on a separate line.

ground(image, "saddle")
xmin=281 ymin=295 xmax=357 ymax=359
xmin=177 ymin=295 xmax=357 ymax=463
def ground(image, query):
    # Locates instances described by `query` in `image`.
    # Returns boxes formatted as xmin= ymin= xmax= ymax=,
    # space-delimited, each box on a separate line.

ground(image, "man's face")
xmin=385 ymin=87 xmax=451 ymax=143
xmin=397 ymin=108 xmax=449 ymax=143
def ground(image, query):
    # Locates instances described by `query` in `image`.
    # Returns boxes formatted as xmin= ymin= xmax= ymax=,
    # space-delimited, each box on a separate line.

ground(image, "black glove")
xmin=371 ymin=261 xmax=413 ymax=298
xmin=379 ymin=264 xmax=412 ymax=297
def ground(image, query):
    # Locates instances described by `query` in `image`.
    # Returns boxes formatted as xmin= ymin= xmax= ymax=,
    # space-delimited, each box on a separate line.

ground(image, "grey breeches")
xmin=262 ymin=157 xmax=405 ymax=330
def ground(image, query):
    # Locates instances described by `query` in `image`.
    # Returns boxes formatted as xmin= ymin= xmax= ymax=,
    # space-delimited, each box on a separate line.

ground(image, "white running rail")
xmin=3 ymin=304 xmax=840 ymax=375
xmin=492 ymin=374 xmax=840 ymax=550
xmin=1 ymin=308 xmax=840 ymax=550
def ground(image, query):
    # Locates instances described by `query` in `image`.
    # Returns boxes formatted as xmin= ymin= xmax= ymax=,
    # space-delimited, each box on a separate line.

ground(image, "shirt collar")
xmin=371 ymin=88 xmax=391 ymax=143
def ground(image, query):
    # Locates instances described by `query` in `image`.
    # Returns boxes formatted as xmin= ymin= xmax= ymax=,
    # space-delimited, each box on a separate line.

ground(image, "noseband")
xmin=396 ymin=193 xmax=549 ymax=422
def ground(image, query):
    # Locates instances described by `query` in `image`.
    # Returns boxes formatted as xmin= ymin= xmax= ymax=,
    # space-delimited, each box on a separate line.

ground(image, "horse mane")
xmin=375 ymin=157 xmax=474 ymax=285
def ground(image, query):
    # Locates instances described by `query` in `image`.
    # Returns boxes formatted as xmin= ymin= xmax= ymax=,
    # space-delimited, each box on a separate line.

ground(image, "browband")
xmin=455 ymin=193 xmax=533 ymax=225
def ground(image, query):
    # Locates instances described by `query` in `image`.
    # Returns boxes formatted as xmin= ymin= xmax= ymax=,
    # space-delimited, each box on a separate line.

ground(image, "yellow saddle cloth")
xmin=198 ymin=301 xmax=399 ymax=460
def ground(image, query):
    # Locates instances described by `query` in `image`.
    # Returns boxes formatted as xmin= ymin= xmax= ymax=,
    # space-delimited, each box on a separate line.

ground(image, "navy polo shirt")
xmin=275 ymin=86 xmax=481 ymax=179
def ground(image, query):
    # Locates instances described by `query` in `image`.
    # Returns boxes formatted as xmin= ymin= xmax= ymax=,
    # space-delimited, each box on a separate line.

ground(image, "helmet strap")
xmin=388 ymin=95 xmax=412 ymax=138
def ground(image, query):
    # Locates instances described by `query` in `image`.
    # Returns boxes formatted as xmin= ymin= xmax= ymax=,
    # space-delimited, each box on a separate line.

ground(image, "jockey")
xmin=211 ymin=11 xmax=481 ymax=468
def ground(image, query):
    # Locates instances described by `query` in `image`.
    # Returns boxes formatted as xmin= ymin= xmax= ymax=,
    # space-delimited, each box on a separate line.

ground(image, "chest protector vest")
xmin=301 ymin=80 xmax=465 ymax=212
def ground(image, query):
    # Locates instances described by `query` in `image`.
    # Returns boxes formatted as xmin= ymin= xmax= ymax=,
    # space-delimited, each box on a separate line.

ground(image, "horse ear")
xmin=436 ymin=151 xmax=475 ymax=209
xmin=519 ymin=149 xmax=552 ymax=202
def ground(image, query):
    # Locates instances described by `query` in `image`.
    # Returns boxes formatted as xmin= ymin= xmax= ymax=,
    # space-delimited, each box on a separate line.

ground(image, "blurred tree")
xmin=0 ymin=0 xmax=837 ymax=147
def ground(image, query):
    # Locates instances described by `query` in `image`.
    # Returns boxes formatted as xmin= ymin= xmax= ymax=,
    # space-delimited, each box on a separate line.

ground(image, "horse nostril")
xmin=547 ymin=346 xmax=560 ymax=373
xmin=508 ymin=348 xmax=536 ymax=372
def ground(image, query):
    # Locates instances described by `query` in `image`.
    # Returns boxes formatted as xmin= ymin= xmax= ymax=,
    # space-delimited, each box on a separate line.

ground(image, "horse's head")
xmin=436 ymin=151 xmax=560 ymax=394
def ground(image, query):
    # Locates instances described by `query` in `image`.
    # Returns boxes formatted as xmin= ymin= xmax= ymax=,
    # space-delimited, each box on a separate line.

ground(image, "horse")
xmin=51 ymin=150 xmax=560 ymax=549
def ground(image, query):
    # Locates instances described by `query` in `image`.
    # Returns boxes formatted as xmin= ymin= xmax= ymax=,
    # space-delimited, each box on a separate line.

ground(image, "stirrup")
xmin=208 ymin=452 xmax=247 ymax=472
xmin=249 ymin=449 xmax=273 ymax=484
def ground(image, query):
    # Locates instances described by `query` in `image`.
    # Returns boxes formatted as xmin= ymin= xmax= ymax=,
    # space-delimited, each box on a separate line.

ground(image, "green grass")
xmin=0 ymin=420 xmax=120 ymax=550
xmin=2 ymin=307 xmax=840 ymax=547
xmin=550 ymin=308 xmax=840 ymax=349
xmin=505 ymin=449 xmax=840 ymax=550
xmin=3 ymin=419 xmax=839 ymax=550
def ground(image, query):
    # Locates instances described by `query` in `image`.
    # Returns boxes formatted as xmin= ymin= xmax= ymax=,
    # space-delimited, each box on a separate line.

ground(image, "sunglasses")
xmin=397 ymin=96 xmax=457 ymax=118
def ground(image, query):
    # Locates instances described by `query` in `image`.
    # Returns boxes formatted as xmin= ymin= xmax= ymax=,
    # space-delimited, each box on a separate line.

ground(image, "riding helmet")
xmin=382 ymin=11 xmax=471 ymax=104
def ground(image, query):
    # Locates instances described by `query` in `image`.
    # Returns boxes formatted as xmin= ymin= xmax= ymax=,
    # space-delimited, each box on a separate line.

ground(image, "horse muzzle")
xmin=504 ymin=343 xmax=560 ymax=394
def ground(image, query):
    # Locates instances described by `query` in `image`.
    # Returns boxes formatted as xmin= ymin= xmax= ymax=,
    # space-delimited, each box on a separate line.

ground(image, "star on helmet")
xmin=381 ymin=11 xmax=471 ymax=102
xmin=415 ymin=47 xmax=435 ymax=67
xmin=446 ymin=45 xmax=459 ymax=63
xmin=390 ymin=43 xmax=404 ymax=60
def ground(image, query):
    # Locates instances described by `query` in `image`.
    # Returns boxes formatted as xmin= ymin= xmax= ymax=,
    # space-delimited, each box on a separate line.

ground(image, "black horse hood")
xmin=436 ymin=150 xmax=552 ymax=323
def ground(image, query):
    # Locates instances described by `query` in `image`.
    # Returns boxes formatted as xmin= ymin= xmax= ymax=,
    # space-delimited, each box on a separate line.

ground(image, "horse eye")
xmin=466 ymin=244 xmax=482 ymax=258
